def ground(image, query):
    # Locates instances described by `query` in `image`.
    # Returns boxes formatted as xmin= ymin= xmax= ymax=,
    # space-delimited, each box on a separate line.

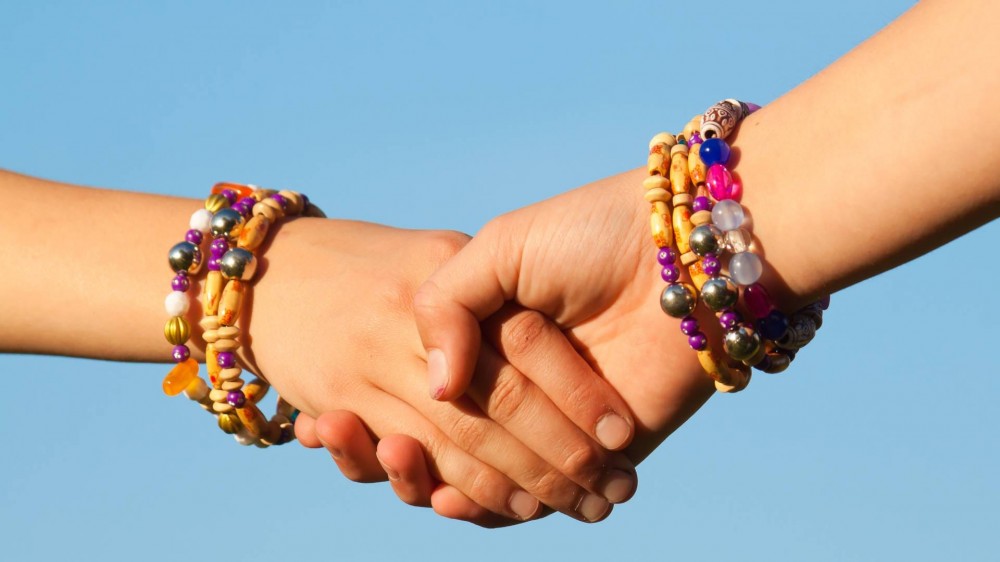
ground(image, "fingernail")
xmin=599 ymin=469 xmax=637 ymax=504
xmin=427 ymin=348 xmax=449 ymax=400
xmin=596 ymin=413 xmax=631 ymax=450
xmin=375 ymin=451 xmax=399 ymax=481
xmin=509 ymin=490 xmax=539 ymax=520
xmin=577 ymin=493 xmax=611 ymax=522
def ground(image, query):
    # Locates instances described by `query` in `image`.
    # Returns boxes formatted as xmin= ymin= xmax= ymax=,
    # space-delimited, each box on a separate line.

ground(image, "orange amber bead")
xmin=211 ymin=182 xmax=255 ymax=200
xmin=163 ymin=359 xmax=199 ymax=396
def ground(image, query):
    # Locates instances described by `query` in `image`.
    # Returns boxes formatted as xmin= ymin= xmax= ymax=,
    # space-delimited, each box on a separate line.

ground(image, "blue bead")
xmin=700 ymin=138 xmax=731 ymax=167
xmin=758 ymin=310 xmax=789 ymax=340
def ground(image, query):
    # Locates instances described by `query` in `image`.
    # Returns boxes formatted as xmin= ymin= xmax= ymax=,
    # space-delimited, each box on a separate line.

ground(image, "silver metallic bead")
xmin=220 ymin=248 xmax=258 ymax=281
xmin=700 ymin=276 xmax=738 ymax=312
xmin=168 ymin=241 xmax=203 ymax=274
xmin=724 ymin=324 xmax=762 ymax=362
xmin=660 ymin=283 xmax=698 ymax=318
xmin=210 ymin=208 xmax=245 ymax=240
xmin=689 ymin=224 xmax=723 ymax=257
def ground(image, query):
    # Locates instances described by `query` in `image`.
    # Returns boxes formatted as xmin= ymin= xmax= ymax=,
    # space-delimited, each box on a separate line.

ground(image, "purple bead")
xmin=744 ymin=283 xmax=773 ymax=319
xmin=702 ymin=254 xmax=721 ymax=277
xmin=270 ymin=193 xmax=288 ymax=210
xmin=661 ymin=264 xmax=680 ymax=283
xmin=700 ymin=138 xmax=731 ymax=167
xmin=819 ymin=295 xmax=831 ymax=310
xmin=689 ymin=132 xmax=703 ymax=145
xmin=745 ymin=102 xmax=762 ymax=114
xmin=688 ymin=332 xmax=708 ymax=351
xmin=171 ymin=344 xmax=190 ymax=362
xmin=221 ymin=189 xmax=238 ymax=204
xmin=217 ymin=351 xmax=236 ymax=369
xmin=232 ymin=203 xmax=252 ymax=217
xmin=656 ymin=247 xmax=677 ymax=265
xmin=680 ymin=316 xmax=699 ymax=336
xmin=207 ymin=257 xmax=221 ymax=271
xmin=226 ymin=390 xmax=246 ymax=408
xmin=758 ymin=310 xmax=790 ymax=340
xmin=171 ymin=274 xmax=191 ymax=292
xmin=185 ymin=229 xmax=204 ymax=245
xmin=210 ymin=237 xmax=229 ymax=258
xmin=692 ymin=196 xmax=712 ymax=213
xmin=719 ymin=310 xmax=742 ymax=330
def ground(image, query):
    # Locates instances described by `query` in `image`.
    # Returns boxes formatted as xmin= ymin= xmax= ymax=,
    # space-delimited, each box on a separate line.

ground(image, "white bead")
xmin=190 ymin=209 xmax=214 ymax=233
xmin=712 ymin=200 xmax=745 ymax=231
xmin=730 ymin=252 xmax=763 ymax=285
xmin=725 ymin=229 xmax=753 ymax=253
xmin=164 ymin=291 xmax=191 ymax=316
xmin=183 ymin=377 xmax=209 ymax=401
xmin=234 ymin=430 xmax=256 ymax=446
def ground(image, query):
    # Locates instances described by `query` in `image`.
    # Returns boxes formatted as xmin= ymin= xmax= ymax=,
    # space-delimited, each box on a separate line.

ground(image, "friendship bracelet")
xmin=162 ymin=182 xmax=324 ymax=446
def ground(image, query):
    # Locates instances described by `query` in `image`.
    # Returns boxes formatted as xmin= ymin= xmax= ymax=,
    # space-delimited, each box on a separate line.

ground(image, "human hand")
xmin=243 ymin=218 xmax=638 ymax=523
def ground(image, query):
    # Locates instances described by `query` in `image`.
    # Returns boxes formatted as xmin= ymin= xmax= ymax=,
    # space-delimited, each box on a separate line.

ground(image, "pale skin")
xmin=304 ymin=0 xmax=1000 ymax=525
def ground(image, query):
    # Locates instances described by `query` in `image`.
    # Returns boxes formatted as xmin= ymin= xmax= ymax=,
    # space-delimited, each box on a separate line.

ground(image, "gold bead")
xmin=164 ymin=316 xmax=190 ymax=345
xmin=218 ymin=413 xmax=243 ymax=434
xmin=205 ymin=193 xmax=229 ymax=213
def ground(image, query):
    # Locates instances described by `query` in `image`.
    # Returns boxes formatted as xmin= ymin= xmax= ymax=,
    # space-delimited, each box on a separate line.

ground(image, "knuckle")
xmin=500 ymin=310 xmax=549 ymax=359
xmin=424 ymin=230 xmax=471 ymax=266
xmin=446 ymin=414 xmax=489 ymax=453
xmin=486 ymin=368 xmax=531 ymax=425
xmin=530 ymin=467 xmax=580 ymax=507
xmin=558 ymin=443 xmax=605 ymax=486
xmin=467 ymin=469 xmax=507 ymax=513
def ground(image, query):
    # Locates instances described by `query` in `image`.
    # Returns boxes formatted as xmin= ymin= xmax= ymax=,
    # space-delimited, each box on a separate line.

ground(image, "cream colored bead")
xmin=183 ymin=377 xmax=210 ymax=402
xmin=669 ymin=143 xmax=689 ymax=157
xmin=202 ymin=270 xmax=224 ymax=316
xmin=642 ymin=175 xmax=670 ymax=191
xmin=253 ymin=201 xmax=278 ymax=222
xmin=650 ymin=209 xmax=673 ymax=249
xmin=212 ymin=401 xmax=235 ymax=414
xmin=237 ymin=214 xmax=272 ymax=252
xmin=691 ymin=210 xmax=712 ymax=226
xmin=213 ymin=338 xmax=241 ymax=352
xmin=680 ymin=251 xmax=700 ymax=266
xmin=644 ymin=187 xmax=671 ymax=203
xmin=219 ymin=367 xmax=243 ymax=382
xmin=278 ymin=190 xmax=304 ymax=215
xmin=648 ymin=132 xmax=676 ymax=150
xmin=221 ymin=379 xmax=245 ymax=391
xmin=261 ymin=196 xmax=285 ymax=216
xmin=218 ymin=280 xmax=245 ymax=326
xmin=672 ymin=193 xmax=693 ymax=207
xmin=202 ymin=329 xmax=219 ymax=344
xmin=670 ymin=152 xmax=691 ymax=195
xmin=209 ymin=388 xmax=230 ymax=403
xmin=217 ymin=326 xmax=240 ymax=340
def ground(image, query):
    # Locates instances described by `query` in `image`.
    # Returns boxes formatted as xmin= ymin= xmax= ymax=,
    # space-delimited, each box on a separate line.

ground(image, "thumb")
xmin=414 ymin=226 xmax=518 ymax=401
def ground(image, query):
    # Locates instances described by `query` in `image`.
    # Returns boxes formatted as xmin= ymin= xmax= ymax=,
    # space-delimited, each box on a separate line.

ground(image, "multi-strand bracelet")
xmin=162 ymin=183 xmax=324 ymax=446
xmin=646 ymin=100 xmax=829 ymax=392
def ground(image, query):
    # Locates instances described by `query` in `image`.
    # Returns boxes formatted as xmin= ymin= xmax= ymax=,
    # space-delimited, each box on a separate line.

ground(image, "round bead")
xmin=777 ymin=316 xmax=817 ymax=349
xmin=730 ymin=252 xmax=763 ymax=285
xmin=171 ymin=274 xmax=190 ymax=292
xmin=227 ymin=390 xmax=247 ymax=408
xmin=204 ymin=194 xmax=229 ymax=214
xmin=210 ymin=208 xmax=245 ymax=240
xmin=221 ymin=189 xmax=238 ymax=204
xmin=689 ymin=224 xmax=723 ymax=257
xmin=171 ymin=344 xmax=191 ymax=362
xmin=692 ymin=196 xmax=712 ymax=213
xmin=189 ymin=209 xmax=214 ymax=233
xmin=758 ymin=310 xmax=790 ymax=340
xmin=724 ymin=324 xmax=762 ymax=362
xmin=719 ymin=310 xmax=742 ymax=330
xmin=711 ymin=200 xmax=745 ymax=231
xmin=680 ymin=316 xmax=699 ymax=336
xmin=700 ymin=276 xmax=739 ymax=312
xmin=661 ymin=264 xmax=680 ymax=283
xmin=689 ymin=132 xmax=702 ymax=145
xmin=207 ymin=256 xmax=221 ymax=271
xmin=656 ymin=247 xmax=677 ymax=265
xmin=688 ymin=333 xmax=708 ymax=350
xmin=164 ymin=316 xmax=190 ymax=345
xmin=702 ymin=254 xmax=721 ymax=277
xmin=217 ymin=351 xmax=236 ymax=369
xmin=699 ymin=138 xmax=731 ymax=167
xmin=210 ymin=237 xmax=229 ymax=258
xmin=660 ymin=283 xmax=698 ymax=318
xmin=220 ymin=248 xmax=258 ymax=281
xmin=744 ymin=283 xmax=774 ymax=318
xmin=270 ymin=193 xmax=288 ymax=210
xmin=185 ymin=229 xmax=204 ymax=245
xmin=706 ymin=164 xmax=735 ymax=201
xmin=164 ymin=291 xmax=191 ymax=316
xmin=168 ymin=241 xmax=203 ymax=274
xmin=724 ymin=229 xmax=753 ymax=253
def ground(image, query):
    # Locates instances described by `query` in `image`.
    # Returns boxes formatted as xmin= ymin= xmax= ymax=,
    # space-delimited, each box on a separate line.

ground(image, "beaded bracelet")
xmin=646 ymin=100 xmax=829 ymax=392
xmin=162 ymin=183 xmax=324 ymax=446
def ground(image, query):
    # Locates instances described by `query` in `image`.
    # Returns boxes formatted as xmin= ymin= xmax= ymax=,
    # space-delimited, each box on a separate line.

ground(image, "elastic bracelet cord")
xmin=645 ymin=100 xmax=830 ymax=393
xmin=162 ymin=182 xmax=325 ymax=446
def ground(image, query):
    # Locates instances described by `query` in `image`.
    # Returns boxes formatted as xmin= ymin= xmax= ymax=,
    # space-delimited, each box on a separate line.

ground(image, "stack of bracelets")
xmin=646 ymin=99 xmax=830 ymax=393
xmin=161 ymin=182 xmax=325 ymax=446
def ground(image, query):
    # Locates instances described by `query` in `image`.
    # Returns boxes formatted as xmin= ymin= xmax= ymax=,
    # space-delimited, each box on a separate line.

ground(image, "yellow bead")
xmin=218 ymin=413 xmax=242 ymax=434
xmin=205 ymin=193 xmax=229 ymax=213
xmin=688 ymin=143 xmax=707 ymax=185
xmin=202 ymin=271 xmax=224 ymax=316
xmin=669 ymin=152 xmax=692 ymax=195
xmin=650 ymin=208 xmax=673 ymax=248
xmin=672 ymin=205 xmax=694 ymax=254
xmin=237 ymin=214 xmax=271 ymax=251
xmin=164 ymin=316 xmax=190 ymax=345
xmin=218 ymin=280 xmax=246 ymax=326
xmin=163 ymin=359 xmax=199 ymax=396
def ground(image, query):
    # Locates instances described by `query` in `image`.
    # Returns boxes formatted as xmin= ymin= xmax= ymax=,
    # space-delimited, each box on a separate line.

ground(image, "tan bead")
xmin=277 ymin=190 xmax=304 ymax=215
xmin=209 ymin=388 xmax=230 ymax=403
xmin=202 ymin=329 xmax=218 ymax=344
xmin=644 ymin=188 xmax=671 ymax=203
xmin=217 ymin=326 xmax=240 ymax=340
xmin=261 ymin=196 xmax=285 ymax=217
xmin=650 ymin=209 xmax=673 ymax=249
xmin=219 ymin=367 xmax=243 ymax=382
xmin=199 ymin=315 xmax=219 ymax=332
xmin=682 ymin=116 xmax=701 ymax=142
xmin=213 ymin=338 xmax=240 ymax=352
xmin=688 ymin=143 xmax=707 ymax=185
xmin=696 ymin=350 xmax=725 ymax=384
xmin=218 ymin=280 xmax=246 ymax=326
xmin=691 ymin=210 xmax=712 ymax=226
xmin=237 ymin=214 xmax=271 ymax=251
xmin=647 ymin=151 xmax=668 ymax=177
xmin=212 ymin=401 xmax=235 ymax=414
xmin=183 ymin=377 xmax=210 ymax=402
xmin=642 ymin=175 xmax=670 ymax=192
xmin=715 ymin=365 xmax=750 ymax=393
xmin=202 ymin=270 xmax=224 ymax=316
xmin=204 ymin=193 xmax=229 ymax=213
xmin=221 ymin=379 xmax=245 ymax=391
xmin=670 ymin=152 xmax=692 ymax=195
xmin=205 ymin=344 xmax=222 ymax=387
xmin=236 ymin=404 xmax=267 ymax=438
xmin=672 ymin=193 xmax=693 ymax=207
xmin=250 ymin=188 xmax=276 ymax=201
xmin=648 ymin=132 xmax=676 ymax=151
xmin=253 ymin=201 xmax=278 ymax=222
xmin=680 ymin=251 xmax=700 ymax=266
xmin=669 ymin=143 xmax=689 ymax=157
xmin=688 ymin=259 xmax=710 ymax=290
xmin=672 ymin=205 xmax=694 ymax=254
xmin=164 ymin=316 xmax=190 ymax=345
xmin=243 ymin=378 xmax=269 ymax=405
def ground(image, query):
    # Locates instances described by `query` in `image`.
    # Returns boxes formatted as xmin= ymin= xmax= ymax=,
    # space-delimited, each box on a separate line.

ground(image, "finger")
xmin=430 ymin=485 xmax=532 ymax=529
xmin=413 ymin=226 xmax=516 ymax=401
xmin=293 ymin=412 xmax=322 ymax=448
xmin=485 ymin=305 xmax=636 ymax=452
xmin=314 ymin=411 xmax=386 ymax=484
xmin=375 ymin=435 xmax=436 ymax=507
xmin=467 ymin=343 xmax=637 ymax=505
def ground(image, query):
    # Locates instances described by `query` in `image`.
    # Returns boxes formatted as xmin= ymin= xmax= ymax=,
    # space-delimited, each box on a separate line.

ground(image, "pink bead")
xmin=729 ymin=175 xmax=743 ymax=202
xmin=744 ymin=283 xmax=774 ymax=319
xmin=706 ymin=164 xmax=734 ymax=200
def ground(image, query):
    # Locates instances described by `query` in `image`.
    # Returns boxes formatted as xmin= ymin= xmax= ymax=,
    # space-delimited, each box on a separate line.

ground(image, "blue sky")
xmin=2 ymin=1 xmax=997 ymax=560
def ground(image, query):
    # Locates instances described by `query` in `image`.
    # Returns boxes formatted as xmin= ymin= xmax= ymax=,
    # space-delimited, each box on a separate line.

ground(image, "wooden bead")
xmin=688 ymin=143 xmax=707 ymax=185
xmin=276 ymin=398 xmax=296 ymax=418
xmin=647 ymin=150 xmax=668 ymax=177
xmin=237 ymin=214 xmax=271 ymax=251
xmin=218 ymin=280 xmax=246 ymax=326
xmin=691 ymin=210 xmax=713 ymax=226
xmin=672 ymin=205 xmax=694 ymax=254
xmin=252 ymin=201 xmax=278 ymax=222
xmin=648 ymin=132 xmax=676 ymax=151
xmin=205 ymin=344 xmax=222 ymax=387
xmin=164 ymin=316 xmax=190 ymax=346
xmin=204 ymin=193 xmax=229 ymax=213
xmin=219 ymin=367 xmax=243 ymax=382
xmin=209 ymin=388 xmax=230 ymax=403
xmin=642 ymin=175 xmax=670 ymax=192
xmin=236 ymin=404 xmax=267 ymax=438
xmin=217 ymin=326 xmax=240 ymax=340
xmin=258 ymin=421 xmax=283 ymax=446
xmin=278 ymin=190 xmax=304 ymax=215
xmin=680 ymin=251 xmax=700 ymax=266
xmin=202 ymin=329 xmax=218 ymax=344
xmin=688 ymin=259 xmax=710 ymax=290
xmin=243 ymin=378 xmax=269 ymax=405
xmin=203 ymin=271 xmax=224 ymax=316
xmin=682 ymin=116 xmax=701 ymax=142
xmin=221 ymin=379 xmax=245 ymax=391
xmin=250 ymin=188 xmax=276 ymax=201
xmin=199 ymin=315 xmax=219 ymax=331
xmin=669 ymin=143 xmax=689 ymax=157
xmin=670 ymin=152 xmax=692 ymax=195
xmin=212 ymin=401 xmax=235 ymax=414
xmin=162 ymin=359 xmax=199 ymax=396
xmin=217 ymin=413 xmax=242 ymax=434
xmin=650 ymin=209 xmax=673 ymax=249
xmin=715 ymin=365 xmax=750 ymax=393
xmin=672 ymin=193 xmax=693 ymax=207
xmin=213 ymin=338 xmax=240 ymax=352
xmin=696 ymin=350 xmax=726 ymax=384
xmin=644 ymin=188 xmax=671 ymax=203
